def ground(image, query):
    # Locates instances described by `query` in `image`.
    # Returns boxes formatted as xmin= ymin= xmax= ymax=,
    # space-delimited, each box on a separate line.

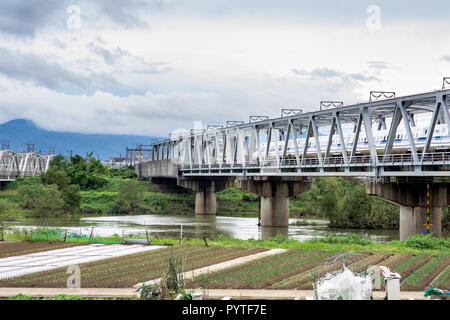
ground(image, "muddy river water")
xmin=8 ymin=214 xmax=408 ymax=243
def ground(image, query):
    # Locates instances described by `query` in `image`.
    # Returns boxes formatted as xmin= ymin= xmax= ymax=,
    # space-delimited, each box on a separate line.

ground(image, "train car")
xmin=252 ymin=122 xmax=450 ymax=161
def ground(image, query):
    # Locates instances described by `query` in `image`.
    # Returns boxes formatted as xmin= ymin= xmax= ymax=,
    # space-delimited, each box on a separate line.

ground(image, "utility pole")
xmin=26 ymin=144 xmax=35 ymax=153
xmin=1 ymin=140 xmax=10 ymax=150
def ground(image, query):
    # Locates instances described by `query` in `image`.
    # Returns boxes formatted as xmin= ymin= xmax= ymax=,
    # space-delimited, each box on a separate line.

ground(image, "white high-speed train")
xmin=252 ymin=121 xmax=450 ymax=161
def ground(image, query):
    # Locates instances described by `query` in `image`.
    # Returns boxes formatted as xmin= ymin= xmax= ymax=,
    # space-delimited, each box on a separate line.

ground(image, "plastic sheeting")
xmin=315 ymin=266 xmax=372 ymax=300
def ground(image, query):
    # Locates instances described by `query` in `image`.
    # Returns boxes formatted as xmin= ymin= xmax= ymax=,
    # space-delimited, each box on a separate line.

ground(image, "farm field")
xmin=0 ymin=240 xmax=448 ymax=292
xmin=0 ymin=246 xmax=266 ymax=288
xmin=189 ymin=250 xmax=450 ymax=291
xmin=0 ymin=241 xmax=85 ymax=259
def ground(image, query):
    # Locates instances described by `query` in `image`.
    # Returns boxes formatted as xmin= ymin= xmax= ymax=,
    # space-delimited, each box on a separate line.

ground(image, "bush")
xmin=50 ymin=154 xmax=109 ymax=190
xmin=110 ymin=166 xmax=138 ymax=179
xmin=404 ymin=234 xmax=450 ymax=250
xmin=40 ymin=167 xmax=70 ymax=190
xmin=18 ymin=184 xmax=65 ymax=218
xmin=243 ymin=193 xmax=258 ymax=201
xmin=61 ymin=184 xmax=81 ymax=214
xmin=116 ymin=180 xmax=145 ymax=214
xmin=308 ymin=234 xmax=372 ymax=246
xmin=293 ymin=177 xmax=399 ymax=230
xmin=0 ymin=199 xmax=11 ymax=222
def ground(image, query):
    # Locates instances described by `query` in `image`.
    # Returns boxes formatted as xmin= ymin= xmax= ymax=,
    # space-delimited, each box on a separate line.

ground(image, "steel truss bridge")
xmin=0 ymin=150 xmax=54 ymax=181
xmin=145 ymin=79 xmax=450 ymax=181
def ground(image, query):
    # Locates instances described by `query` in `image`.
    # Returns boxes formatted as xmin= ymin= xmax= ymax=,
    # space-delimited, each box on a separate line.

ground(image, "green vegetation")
xmin=401 ymin=253 xmax=450 ymax=290
xmin=393 ymin=254 xmax=429 ymax=274
xmin=0 ymin=153 xmax=449 ymax=233
xmin=293 ymin=177 xmax=400 ymax=229
xmin=432 ymin=266 xmax=450 ymax=288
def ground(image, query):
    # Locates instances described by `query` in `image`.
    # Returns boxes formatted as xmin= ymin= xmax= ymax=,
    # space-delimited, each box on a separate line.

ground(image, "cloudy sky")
xmin=0 ymin=0 xmax=449 ymax=137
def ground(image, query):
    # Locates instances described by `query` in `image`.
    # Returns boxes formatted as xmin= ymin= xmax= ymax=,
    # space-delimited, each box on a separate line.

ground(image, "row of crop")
xmin=191 ymin=251 xmax=443 ymax=291
xmin=0 ymin=246 xmax=266 ymax=288
xmin=431 ymin=265 xmax=450 ymax=289
xmin=294 ymin=253 xmax=393 ymax=290
xmin=192 ymin=250 xmax=345 ymax=290
xmin=401 ymin=253 xmax=450 ymax=291
xmin=190 ymin=250 xmax=317 ymax=289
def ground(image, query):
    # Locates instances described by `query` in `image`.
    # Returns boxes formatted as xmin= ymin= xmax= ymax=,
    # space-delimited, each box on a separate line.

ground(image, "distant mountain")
xmin=0 ymin=119 xmax=161 ymax=160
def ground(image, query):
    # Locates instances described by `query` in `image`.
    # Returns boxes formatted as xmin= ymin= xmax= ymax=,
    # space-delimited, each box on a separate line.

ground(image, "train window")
xmin=383 ymin=136 xmax=386 ymax=140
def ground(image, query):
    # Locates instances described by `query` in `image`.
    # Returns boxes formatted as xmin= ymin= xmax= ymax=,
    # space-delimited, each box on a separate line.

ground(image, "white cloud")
xmin=0 ymin=2 xmax=449 ymax=138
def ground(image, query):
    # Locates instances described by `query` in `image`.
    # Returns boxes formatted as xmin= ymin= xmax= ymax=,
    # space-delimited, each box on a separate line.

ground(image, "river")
xmin=7 ymin=214 xmax=407 ymax=243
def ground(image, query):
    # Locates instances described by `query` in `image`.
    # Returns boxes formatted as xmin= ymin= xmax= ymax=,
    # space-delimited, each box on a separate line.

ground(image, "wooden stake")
xmin=89 ymin=227 xmax=94 ymax=243
xmin=179 ymin=224 xmax=183 ymax=246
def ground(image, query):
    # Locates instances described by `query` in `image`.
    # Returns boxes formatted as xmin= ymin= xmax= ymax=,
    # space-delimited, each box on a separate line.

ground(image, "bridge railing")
xmin=179 ymin=151 xmax=450 ymax=172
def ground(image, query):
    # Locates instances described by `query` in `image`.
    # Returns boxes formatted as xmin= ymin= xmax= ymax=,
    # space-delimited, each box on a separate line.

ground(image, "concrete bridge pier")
xmin=178 ymin=178 xmax=234 ymax=215
xmin=366 ymin=182 xmax=448 ymax=240
xmin=238 ymin=179 xmax=312 ymax=227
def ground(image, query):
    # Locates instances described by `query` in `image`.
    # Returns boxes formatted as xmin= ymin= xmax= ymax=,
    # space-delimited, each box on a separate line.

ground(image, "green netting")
xmin=27 ymin=228 xmax=121 ymax=244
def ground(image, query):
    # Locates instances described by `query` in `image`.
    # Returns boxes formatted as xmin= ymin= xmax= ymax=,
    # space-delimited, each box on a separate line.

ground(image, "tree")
xmin=61 ymin=184 xmax=81 ymax=214
xmin=40 ymin=168 xmax=81 ymax=214
xmin=19 ymin=184 xmax=64 ymax=218
xmin=40 ymin=167 xmax=70 ymax=190
xmin=49 ymin=155 xmax=69 ymax=171
xmin=116 ymin=180 xmax=145 ymax=214
xmin=0 ymin=199 xmax=11 ymax=223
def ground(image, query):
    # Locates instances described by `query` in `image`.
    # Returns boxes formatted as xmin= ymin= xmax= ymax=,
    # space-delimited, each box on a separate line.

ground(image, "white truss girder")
xmin=147 ymin=87 xmax=450 ymax=179
xmin=0 ymin=151 xmax=54 ymax=181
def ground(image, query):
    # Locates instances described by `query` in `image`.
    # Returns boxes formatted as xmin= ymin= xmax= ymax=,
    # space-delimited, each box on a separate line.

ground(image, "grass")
xmin=3 ymin=227 xmax=450 ymax=257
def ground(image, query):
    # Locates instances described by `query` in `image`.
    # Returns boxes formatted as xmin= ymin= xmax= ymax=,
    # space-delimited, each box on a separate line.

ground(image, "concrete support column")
xmin=400 ymin=206 xmax=442 ymax=241
xmin=195 ymin=189 xmax=217 ymax=215
xmin=414 ymin=206 xmax=442 ymax=239
xmin=367 ymin=182 xmax=448 ymax=239
xmin=260 ymin=195 xmax=289 ymax=227
xmin=177 ymin=178 xmax=234 ymax=216
xmin=399 ymin=206 xmax=414 ymax=241
xmin=238 ymin=178 xmax=312 ymax=227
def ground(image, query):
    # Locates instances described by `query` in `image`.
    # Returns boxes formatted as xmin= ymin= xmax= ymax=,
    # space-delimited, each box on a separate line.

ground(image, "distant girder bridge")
xmin=0 ymin=150 xmax=54 ymax=181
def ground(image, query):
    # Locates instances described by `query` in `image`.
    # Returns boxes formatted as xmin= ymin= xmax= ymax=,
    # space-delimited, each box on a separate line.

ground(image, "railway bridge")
xmin=137 ymin=78 xmax=450 ymax=240
xmin=0 ymin=150 xmax=54 ymax=182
